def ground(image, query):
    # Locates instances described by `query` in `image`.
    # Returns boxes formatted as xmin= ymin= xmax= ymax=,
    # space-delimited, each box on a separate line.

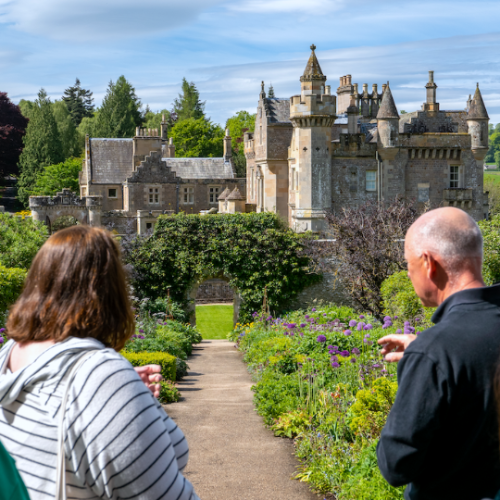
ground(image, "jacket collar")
xmin=431 ymin=283 xmax=500 ymax=324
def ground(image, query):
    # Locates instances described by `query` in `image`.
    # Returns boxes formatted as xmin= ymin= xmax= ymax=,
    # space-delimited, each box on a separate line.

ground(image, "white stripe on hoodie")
xmin=0 ymin=337 xmax=200 ymax=500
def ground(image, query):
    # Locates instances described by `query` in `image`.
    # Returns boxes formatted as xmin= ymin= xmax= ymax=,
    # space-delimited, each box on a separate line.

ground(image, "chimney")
xmin=224 ymin=128 xmax=232 ymax=162
xmin=167 ymin=137 xmax=175 ymax=158
xmin=325 ymin=85 xmax=331 ymax=95
xmin=161 ymin=114 xmax=168 ymax=140
xmin=347 ymin=75 xmax=352 ymax=85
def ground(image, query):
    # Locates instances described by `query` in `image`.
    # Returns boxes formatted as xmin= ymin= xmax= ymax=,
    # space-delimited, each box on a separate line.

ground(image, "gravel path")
xmin=165 ymin=339 xmax=320 ymax=500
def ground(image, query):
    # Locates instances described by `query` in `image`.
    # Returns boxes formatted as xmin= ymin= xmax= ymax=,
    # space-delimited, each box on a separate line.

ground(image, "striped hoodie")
xmin=0 ymin=337 xmax=200 ymax=500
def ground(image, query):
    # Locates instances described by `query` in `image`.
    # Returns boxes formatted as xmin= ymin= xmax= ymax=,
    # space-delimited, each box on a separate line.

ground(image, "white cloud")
xmin=228 ymin=0 xmax=343 ymax=13
xmin=0 ymin=0 xmax=223 ymax=42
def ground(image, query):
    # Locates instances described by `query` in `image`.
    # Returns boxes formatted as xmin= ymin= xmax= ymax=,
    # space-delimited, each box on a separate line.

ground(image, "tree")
xmin=268 ymin=84 xmax=275 ymax=98
xmin=18 ymin=89 xmax=64 ymax=206
xmin=142 ymin=108 xmax=175 ymax=136
xmin=307 ymin=198 xmax=419 ymax=320
xmin=484 ymin=177 xmax=500 ymax=216
xmin=62 ymin=78 xmax=94 ymax=126
xmin=478 ymin=214 xmax=500 ymax=286
xmin=31 ymin=158 xmax=82 ymax=196
xmin=0 ymin=92 xmax=29 ymax=179
xmin=169 ymin=118 xmax=224 ymax=158
xmin=92 ymin=76 xmax=142 ymax=138
xmin=52 ymin=101 xmax=81 ymax=158
xmin=485 ymin=131 xmax=500 ymax=163
xmin=172 ymin=78 xmax=205 ymax=122
xmin=225 ymin=110 xmax=256 ymax=177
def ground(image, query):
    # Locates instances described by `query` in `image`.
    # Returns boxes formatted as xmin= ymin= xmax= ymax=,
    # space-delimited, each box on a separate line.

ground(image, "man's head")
xmin=405 ymin=207 xmax=484 ymax=307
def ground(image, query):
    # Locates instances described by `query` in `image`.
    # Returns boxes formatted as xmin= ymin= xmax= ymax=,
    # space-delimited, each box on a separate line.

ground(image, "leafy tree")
xmin=18 ymin=99 xmax=36 ymax=119
xmin=62 ymin=78 xmax=94 ymax=126
xmin=0 ymin=213 xmax=48 ymax=269
xmin=225 ymin=110 xmax=256 ymax=177
xmin=18 ymin=89 xmax=64 ymax=206
xmin=142 ymin=108 xmax=174 ymax=136
xmin=52 ymin=101 xmax=81 ymax=158
xmin=0 ymin=92 xmax=29 ymax=179
xmin=170 ymin=118 xmax=224 ymax=158
xmin=32 ymin=158 xmax=82 ymax=196
xmin=0 ymin=264 xmax=27 ymax=320
xmin=400 ymin=110 xmax=407 ymax=114
xmin=485 ymin=131 xmax=500 ymax=163
xmin=172 ymin=78 xmax=205 ymax=122
xmin=92 ymin=76 xmax=142 ymax=138
xmin=268 ymin=84 xmax=275 ymax=98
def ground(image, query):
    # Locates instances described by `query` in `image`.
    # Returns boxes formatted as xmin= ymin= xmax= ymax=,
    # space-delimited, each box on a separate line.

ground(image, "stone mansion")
xmin=29 ymin=45 xmax=489 ymax=233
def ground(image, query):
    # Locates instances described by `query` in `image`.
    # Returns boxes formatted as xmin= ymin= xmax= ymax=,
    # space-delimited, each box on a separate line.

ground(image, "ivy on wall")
xmin=125 ymin=213 xmax=321 ymax=321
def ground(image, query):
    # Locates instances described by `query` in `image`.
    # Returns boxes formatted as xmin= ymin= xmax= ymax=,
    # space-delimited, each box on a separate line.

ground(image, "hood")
xmin=0 ymin=336 xmax=105 ymax=407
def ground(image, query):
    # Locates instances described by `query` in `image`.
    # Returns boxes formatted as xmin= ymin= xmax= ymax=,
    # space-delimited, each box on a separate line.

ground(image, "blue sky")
xmin=1 ymin=0 xmax=500 ymax=126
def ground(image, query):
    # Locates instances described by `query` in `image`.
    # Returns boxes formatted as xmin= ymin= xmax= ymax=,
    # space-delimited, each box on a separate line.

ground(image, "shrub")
xmin=479 ymin=215 xmax=500 ymax=285
xmin=0 ymin=265 xmax=27 ymax=314
xmin=121 ymin=351 xmax=176 ymax=382
xmin=138 ymin=297 xmax=188 ymax=323
xmin=158 ymin=381 xmax=180 ymax=404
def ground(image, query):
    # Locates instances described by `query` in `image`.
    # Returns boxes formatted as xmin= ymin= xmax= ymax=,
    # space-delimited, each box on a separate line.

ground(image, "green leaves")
xmin=478 ymin=214 xmax=500 ymax=285
xmin=172 ymin=78 xmax=205 ymax=122
xmin=31 ymin=157 xmax=82 ymax=196
xmin=170 ymin=117 xmax=224 ymax=158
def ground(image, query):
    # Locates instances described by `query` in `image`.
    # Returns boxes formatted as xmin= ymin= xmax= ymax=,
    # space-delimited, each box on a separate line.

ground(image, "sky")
xmin=1 ymin=0 xmax=500 ymax=126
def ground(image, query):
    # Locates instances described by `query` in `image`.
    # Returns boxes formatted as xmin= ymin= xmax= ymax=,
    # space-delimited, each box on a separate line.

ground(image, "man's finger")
xmin=384 ymin=352 xmax=404 ymax=363
xmin=378 ymin=334 xmax=407 ymax=345
xmin=148 ymin=373 xmax=163 ymax=383
xmin=135 ymin=364 xmax=162 ymax=374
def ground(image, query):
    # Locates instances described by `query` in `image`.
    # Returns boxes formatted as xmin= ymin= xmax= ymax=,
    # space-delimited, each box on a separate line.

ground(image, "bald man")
xmin=376 ymin=207 xmax=500 ymax=500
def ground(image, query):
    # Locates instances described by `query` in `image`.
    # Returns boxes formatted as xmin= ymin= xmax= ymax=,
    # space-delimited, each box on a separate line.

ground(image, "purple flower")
xmin=373 ymin=363 xmax=381 ymax=369
xmin=404 ymin=321 xmax=410 ymax=327
xmin=356 ymin=322 xmax=365 ymax=331
xmin=0 ymin=328 xmax=5 ymax=333
xmin=363 ymin=324 xmax=373 ymax=330
xmin=415 ymin=317 xmax=420 ymax=322
xmin=299 ymin=332 xmax=304 ymax=337
xmin=311 ymin=308 xmax=316 ymax=312
xmin=344 ymin=329 xmax=352 ymax=336
xmin=266 ymin=315 xmax=273 ymax=321
xmin=327 ymin=345 xmax=334 ymax=349
xmin=288 ymin=323 xmax=296 ymax=329
xmin=359 ymin=315 xmax=365 ymax=319
xmin=252 ymin=312 xmax=259 ymax=317
xmin=300 ymin=323 xmax=306 ymax=328
xmin=317 ymin=335 xmax=327 ymax=343
xmin=382 ymin=324 xmax=389 ymax=329
xmin=416 ymin=331 xmax=421 ymax=335
xmin=331 ymin=362 xmax=340 ymax=368
xmin=330 ymin=355 xmax=339 ymax=362
xmin=0 ymin=338 xmax=4 ymax=343
xmin=341 ymin=350 xmax=350 ymax=357
xmin=139 ymin=335 xmax=145 ymax=339
xmin=284 ymin=331 xmax=289 ymax=336
xmin=349 ymin=319 xmax=357 ymax=327
xmin=139 ymin=329 xmax=144 ymax=333
xmin=323 ymin=313 xmax=327 ymax=317
xmin=383 ymin=316 xmax=392 ymax=322
xmin=396 ymin=328 xmax=402 ymax=334
xmin=352 ymin=348 xmax=360 ymax=355
xmin=350 ymin=358 xmax=357 ymax=363
xmin=384 ymin=320 xmax=393 ymax=327
xmin=305 ymin=315 xmax=310 ymax=319
xmin=381 ymin=369 xmax=388 ymax=373
xmin=364 ymin=333 xmax=371 ymax=338
xmin=394 ymin=316 xmax=399 ymax=320
xmin=332 ymin=346 xmax=339 ymax=350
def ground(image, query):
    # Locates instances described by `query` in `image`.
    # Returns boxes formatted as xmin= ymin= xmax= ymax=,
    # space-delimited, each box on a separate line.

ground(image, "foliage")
xmin=158 ymin=380 xmax=180 ymax=404
xmin=121 ymin=351 xmax=177 ymax=382
xmin=142 ymin=109 xmax=175 ymax=136
xmin=0 ymin=265 xmax=27 ymax=316
xmin=0 ymin=213 xmax=48 ymax=269
xmin=18 ymin=89 xmax=64 ymax=206
xmin=124 ymin=212 xmax=320 ymax=322
xmin=267 ymin=84 xmax=275 ymax=98
xmin=169 ymin=117 xmax=224 ymax=158
xmin=31 ymin=158 xmax=82 ymax=196
xmin=0 ymin=92 xmax=29 ymax=179
xmin=91 ymin=76 xmax=142 ymax=138
xmin=51 ymin=100 xmax=82 ymax=159
xmin=173 ymin=78 xmax=206 ymax=122
xmin=312 ymin=198 xmax=419 ymax=320
xmin=225 ymin=110 xmax=256 ymax=177
xmin=484 ymin=176 xmax=500 ymax=215
xmin=62 ymin=78 xmax=94 ymax=126
xmin=137 ymin=296 xmax=188 ymax=323
xmin=479 ymin=214 xmax=500 ymax=285
xmin=485 ymin=129 xmax=500 ymax=163
xmin=271 ymin=409 xmax=310 ymax=438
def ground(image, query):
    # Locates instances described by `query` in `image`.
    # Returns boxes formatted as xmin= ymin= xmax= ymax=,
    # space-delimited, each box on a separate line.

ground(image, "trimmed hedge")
xmin=121 ymin=351 xmax=176 ymax=382
xmin=0 ymin=265 xmax=27 ymax=313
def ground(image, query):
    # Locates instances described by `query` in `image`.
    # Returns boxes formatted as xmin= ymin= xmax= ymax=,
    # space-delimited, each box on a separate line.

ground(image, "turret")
xmin=224 ymin=128 xmax=232 ymax=162
xmin=377 ymin=82 xmax=399 ymax=157
xmin=467 ymin=83 xmax=489 ymax=158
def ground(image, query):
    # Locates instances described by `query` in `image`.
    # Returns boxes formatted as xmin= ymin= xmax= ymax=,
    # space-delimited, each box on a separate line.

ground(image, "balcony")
xmin=442 ymin=188 xmax=473 ymax=209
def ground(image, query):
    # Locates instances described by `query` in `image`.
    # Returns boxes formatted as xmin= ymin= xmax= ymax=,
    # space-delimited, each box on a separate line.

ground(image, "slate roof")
xmin=226 ymin=186 xmax=246 ymax=200
xmin=265 ymin=98 xmax=291 ymax=123
xmin=301 ymin=44 xmax=326 ymax=82
xmin=218 ymin=187 xmax=231 ymax=200
xmin=163 ymin=158 xmax=235 ymax=179
xmin=377 ymin=84 xmax=399 ymax=119
xmin=89 ymin=139 xmax=134 ymax=184
xmin=468 ymin=84 xmax=489 ymax=119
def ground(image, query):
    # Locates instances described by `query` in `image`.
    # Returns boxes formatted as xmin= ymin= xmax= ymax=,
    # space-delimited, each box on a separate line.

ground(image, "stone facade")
xmin=245 ymin=47 xmax=490 ymax=231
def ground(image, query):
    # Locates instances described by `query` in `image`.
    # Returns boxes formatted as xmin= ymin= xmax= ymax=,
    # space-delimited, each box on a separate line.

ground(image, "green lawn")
xmin=485 ymin=171 xmax=500 ymax=185
xmin=196 ymin=304 xmax=234 ymax=339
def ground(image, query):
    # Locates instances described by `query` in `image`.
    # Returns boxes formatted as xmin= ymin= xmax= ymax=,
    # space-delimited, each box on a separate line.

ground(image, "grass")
xmin=485 ymin=172 xmax=500 ymax=185
xmin=196 ymin=304 xmax=234 ymax=339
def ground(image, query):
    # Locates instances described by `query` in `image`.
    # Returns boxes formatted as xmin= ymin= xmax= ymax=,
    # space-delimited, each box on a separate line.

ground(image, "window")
xmin=450 ymin=166 xmax=459 ymax=188
xmin=183 ymin=187 xmax=194 ymax=204
xmin=146 ymin=223 xmax=153 ymax=230
xmin=366 ymin=171 xmax=376 ymax=191
xmin=108 ymin=188 xmax=117 ymax=198
xmin=148 ymin=187 xmax=159 ymax=204
xmin=209 ymin=186 xmax=220 ymax=204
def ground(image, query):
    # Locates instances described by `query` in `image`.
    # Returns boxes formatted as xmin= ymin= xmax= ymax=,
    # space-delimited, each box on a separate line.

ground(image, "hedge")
xmin=121 ymin=351 xmax=176 ymax=382
xmin=0 ymin=265 xmax=27 ymax=313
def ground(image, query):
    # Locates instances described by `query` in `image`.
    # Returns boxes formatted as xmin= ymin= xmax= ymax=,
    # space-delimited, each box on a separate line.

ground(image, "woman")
xmin=0 ymin=225 xmax=200 ymax=500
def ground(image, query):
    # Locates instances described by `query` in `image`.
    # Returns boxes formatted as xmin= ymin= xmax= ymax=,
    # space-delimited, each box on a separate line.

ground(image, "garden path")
xmin=165 ymin=339 xmax=320 ymax=500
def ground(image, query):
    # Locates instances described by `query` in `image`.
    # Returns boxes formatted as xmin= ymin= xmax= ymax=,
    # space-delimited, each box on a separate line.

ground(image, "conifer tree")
xmin=18 ymin=89 xmax=64 ymax=206
xmin=52 ymin=101 xmax=81 ymax=158
xmin=173 ymin=78 xmax=206 ymax=122
xmin=0 ymin=92 xmax=29 ymax=179
xmin=268 ymin=84 xmax=275 ymax=98
xmin=93 ymin=76 xmax=142 ymax=138
xmin=62 ymin=78 xmax=94 ymax=126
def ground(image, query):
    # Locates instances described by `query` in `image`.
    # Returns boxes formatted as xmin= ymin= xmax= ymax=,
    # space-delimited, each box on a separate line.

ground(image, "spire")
xmin=377 ymin=82 xmax=399 ymax=119
xmin=300 ymin=44 xmax=326 ymax=82
xmin=468 ymin=83 xmax=489 ymax=119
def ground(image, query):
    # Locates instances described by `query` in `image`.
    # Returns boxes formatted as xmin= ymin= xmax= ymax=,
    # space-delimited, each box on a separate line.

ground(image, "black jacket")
xmin=377 ymin=285 xmax=500 ymax=500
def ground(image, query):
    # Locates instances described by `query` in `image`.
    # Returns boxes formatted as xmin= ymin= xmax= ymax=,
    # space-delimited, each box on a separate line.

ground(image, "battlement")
xmin=290 ymin=93 xmax=336 ymax=126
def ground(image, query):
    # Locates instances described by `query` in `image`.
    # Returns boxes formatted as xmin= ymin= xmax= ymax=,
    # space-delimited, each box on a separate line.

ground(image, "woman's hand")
xmin=134 ymin=365 xmax=163 ymax=398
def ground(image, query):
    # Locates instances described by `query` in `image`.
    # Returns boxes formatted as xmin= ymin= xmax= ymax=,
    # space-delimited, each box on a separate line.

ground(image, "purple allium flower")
xmin=384 ymin=316 xmax=392 ymax=322
xmin=359 ymin=315 xmax=365 ymax=319
xmin=349 ymin=319 xmax=357 ymax=327
xmin=0 ymin=338 xmax=4 ymax=344
xmin=300 ymin=323 xmax=306 ymax=328
xmin=139 ymin=335 xmax=145 ymax=339
xmin=139 ymin=329 xmax=144 ymax=333
xmin=316 ymin=334 xmax=327 ymax=343
xmin=311 ymin=308 xmax=316 ymax=312
xmin=381 ymin=369 xmax=388 ymax=373
xmin=323 ymin=313 xmax=327 ymax=317
xmin=367 ymin=340 xmax=373 ymax=346
xmin=415 ymin=317 xmax=420 ymax=322
xmin=352 ymin=348 xmax=360 ymax=355
xmin=331 ymin=362 xmax=340 ymax=368
xmin=394 ymin=316 xmax=399 ymax=320
xmin=350 ymin=358 xmax=357 ymax=363
xmin=330 ymin=355 xmax=339 ymax=362
xmin=0 ymin=328 xmax=5 ymax=333
xmin=396 ymin=328 xmax=402 ymax=334
xmin=284 ymin=331 xmax=289 ymax=336
xmin=416 ymin=331 xmax=421 ymax=335
xmin=344 ymin=329 xmax=352 ymax=336
xmin=404 ymin=321 xmax=410 ymax=327
xmin=266 ymin=315 xmax=273 ymax=321
xmin=332 ymin=346 xmax=339 ymax=351
xmin=364 ymin=333 xmax=371 ymax=338
xmin=356 ymin=322 xmax=365 ymax=331
xmin=252 ymin=312 xmax=258 ymax=317
xmin=288 ymin=323 xmax=296 ymax=329
xmin=327 ymin=345 xmax=334 ymax=349
xmin=341 ymin=350 xmax=350 ymax=357
xmin=364 ymin=324 xmax=373 ymax=330
xmin=382 ymin=324 xmax=389 ymax=329
xmin=305 ymin=315 xmax=310 ymax=319
xmin=373 ymin=363 xmax=381 ymax=369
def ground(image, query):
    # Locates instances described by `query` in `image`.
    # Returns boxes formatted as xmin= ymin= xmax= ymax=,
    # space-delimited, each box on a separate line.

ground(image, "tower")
xmin=376 ymin=83 xmax=399 ymax=159
xmin=288 ymin=45 xmax=336 ymax=232
xmin=467 ymin=83 xmax=489 ymax=161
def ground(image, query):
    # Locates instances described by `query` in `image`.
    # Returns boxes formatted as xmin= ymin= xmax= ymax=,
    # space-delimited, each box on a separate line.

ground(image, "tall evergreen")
xmin=93 ymin=76 xmax=142 ymax=138
xmin=52 ymin=101 xmax=81 ymax=158
xmin=173 ymin=78 xmax=206 ymax=122
xmin=62 ymin=78 xmax=94 ymax=126
xmin=268 ymin=84 xmax=275 ymax=98
xmin=18 ymin=89 xmax=64 ymax=206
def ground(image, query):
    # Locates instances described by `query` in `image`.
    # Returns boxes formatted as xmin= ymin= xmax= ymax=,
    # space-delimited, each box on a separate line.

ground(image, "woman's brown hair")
xmin=7 ymin=225 xmax=135 ymax=351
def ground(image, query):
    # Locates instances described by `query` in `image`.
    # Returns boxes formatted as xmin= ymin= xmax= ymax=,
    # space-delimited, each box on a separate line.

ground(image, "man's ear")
xmin=423 ymin=252 xmax=437 ymax=280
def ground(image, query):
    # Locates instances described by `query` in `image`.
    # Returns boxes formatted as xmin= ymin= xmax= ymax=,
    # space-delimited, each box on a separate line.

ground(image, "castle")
xmin=243 ymin=45 xmax=489 ymax=231
xmin=30 ymin=45 xmax=489 ymax=233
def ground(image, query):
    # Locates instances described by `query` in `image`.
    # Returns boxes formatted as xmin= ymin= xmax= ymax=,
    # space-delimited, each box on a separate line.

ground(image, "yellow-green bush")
xmin=0 ymin=265 xmax=27 ymax=313
xmin=121 ymin=351 xmax=176 ymax=382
